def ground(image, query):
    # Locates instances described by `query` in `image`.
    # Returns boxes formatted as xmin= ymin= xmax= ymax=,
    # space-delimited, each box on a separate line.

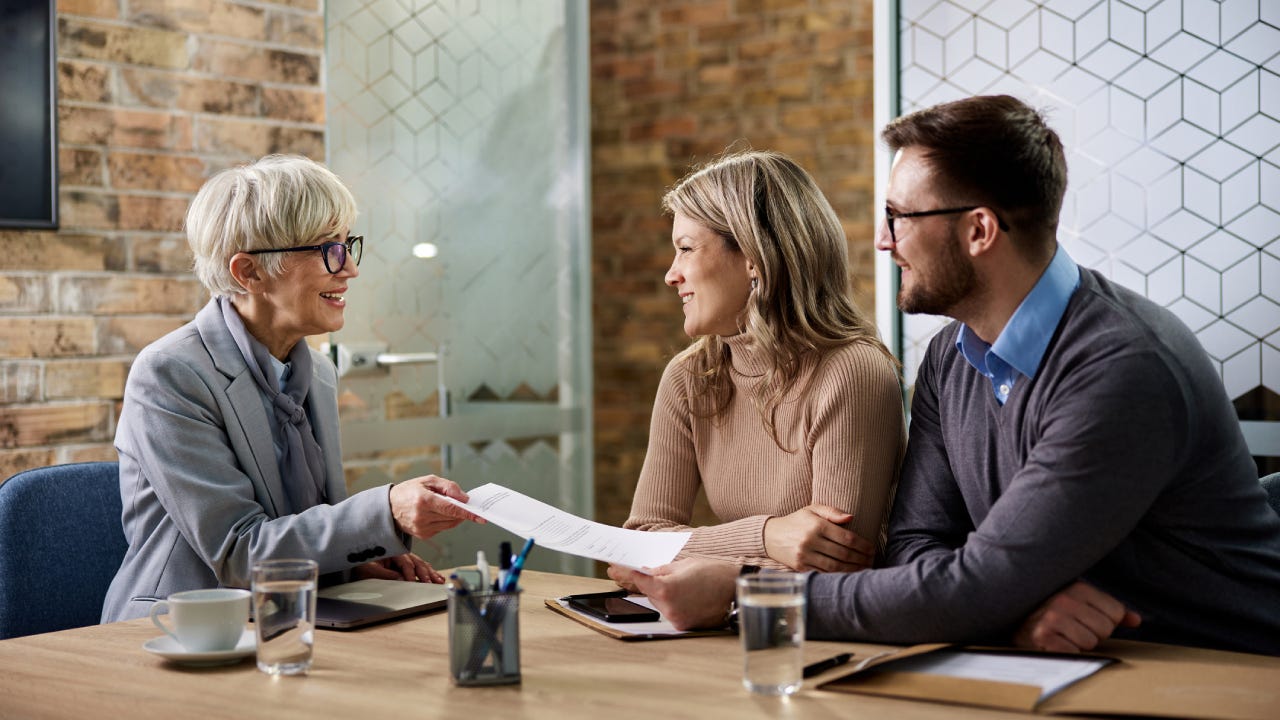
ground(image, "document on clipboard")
xmin=441 ymin=483 xmax=690 ymax=570
xmin=820 ymin=643 xmax=1114 ymax=714
xmin=820 ymin=641 xmax=1280 ymax=720
xmin=883 ymin=649 xmax=1110 ymax=702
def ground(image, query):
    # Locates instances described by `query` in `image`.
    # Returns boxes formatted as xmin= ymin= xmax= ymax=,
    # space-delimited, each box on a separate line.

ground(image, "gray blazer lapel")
xmin=194 ymin=299 xmax=289 ymax=517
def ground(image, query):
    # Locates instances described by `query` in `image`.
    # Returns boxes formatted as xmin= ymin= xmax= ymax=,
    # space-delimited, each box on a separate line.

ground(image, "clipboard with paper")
xmin=819 ymin=644 xmax=1113 ymax=711
xmin=818 ymin=641 xmax=1280 ymax=720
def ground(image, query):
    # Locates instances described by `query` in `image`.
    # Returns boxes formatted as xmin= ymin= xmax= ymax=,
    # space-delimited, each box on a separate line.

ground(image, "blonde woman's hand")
xmin=763 ymin=504 xmax=874 ymax=572
xmin=623 ymin=559 xmax=740 ymax=631
xmin=606 ymin=564 xmax=642 ymax=593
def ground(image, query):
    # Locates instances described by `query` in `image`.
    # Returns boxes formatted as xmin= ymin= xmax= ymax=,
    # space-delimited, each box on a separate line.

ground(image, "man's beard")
xmin=897 ymin=237 xmax=976 ymax=316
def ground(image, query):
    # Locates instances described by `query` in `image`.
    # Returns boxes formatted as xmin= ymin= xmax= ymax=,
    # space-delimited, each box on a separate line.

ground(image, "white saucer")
xmin=143 ymin=629 xmax=256 ymax=667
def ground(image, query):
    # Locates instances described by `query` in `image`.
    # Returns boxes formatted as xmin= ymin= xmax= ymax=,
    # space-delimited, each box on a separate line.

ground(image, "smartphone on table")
xmin=566 ymin=591 xmax=659 ymax=623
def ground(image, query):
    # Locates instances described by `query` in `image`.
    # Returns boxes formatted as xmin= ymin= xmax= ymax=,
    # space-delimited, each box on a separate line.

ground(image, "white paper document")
xmin=443 ymin=483 xmax=690 ymax=570
xmin=888 ymin=650 xmax=1111 ymax=702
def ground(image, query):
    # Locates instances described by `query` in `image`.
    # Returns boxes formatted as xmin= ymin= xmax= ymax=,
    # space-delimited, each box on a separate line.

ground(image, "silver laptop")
xmin=315 ymin=579 xmax=449 ymax=630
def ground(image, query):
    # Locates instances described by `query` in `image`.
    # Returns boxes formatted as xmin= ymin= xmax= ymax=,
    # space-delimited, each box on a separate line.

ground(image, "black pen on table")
xmin=802 ymin=652 xmax=854 ymax=678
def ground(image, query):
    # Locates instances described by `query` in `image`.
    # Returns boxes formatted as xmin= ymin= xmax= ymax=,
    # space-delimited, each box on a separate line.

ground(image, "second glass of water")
xmin=736 ymin=572 xmax=806 ymax=696
xmin=252 ymin=558 xmax=318 ymax=676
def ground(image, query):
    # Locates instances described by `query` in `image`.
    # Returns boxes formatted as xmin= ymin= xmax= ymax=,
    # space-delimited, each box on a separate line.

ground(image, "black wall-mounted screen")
xmin=0 ymin=0 xmax=58 ymax=229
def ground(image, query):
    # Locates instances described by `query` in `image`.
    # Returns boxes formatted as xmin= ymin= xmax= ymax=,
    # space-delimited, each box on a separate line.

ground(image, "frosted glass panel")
xmin=325 ymin=1 xmax=592 ymax=572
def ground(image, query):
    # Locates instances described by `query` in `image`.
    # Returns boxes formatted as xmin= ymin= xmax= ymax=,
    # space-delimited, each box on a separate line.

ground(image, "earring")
xmin=750 ymin=277 xmax=758 ymax=291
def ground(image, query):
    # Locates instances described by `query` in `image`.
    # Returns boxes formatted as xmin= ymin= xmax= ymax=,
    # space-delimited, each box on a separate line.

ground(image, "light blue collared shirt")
xmin=956 ymin=246 xmax=1080 ymax=404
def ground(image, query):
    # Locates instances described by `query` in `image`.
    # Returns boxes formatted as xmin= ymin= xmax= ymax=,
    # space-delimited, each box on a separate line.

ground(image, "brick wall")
xmin=0 ymin=0 xmax=881 ymax=519
xmin=0 ymin=0 xmax=326 ymax=480
xmin=590 ymin=0 xmax=879 ymax=527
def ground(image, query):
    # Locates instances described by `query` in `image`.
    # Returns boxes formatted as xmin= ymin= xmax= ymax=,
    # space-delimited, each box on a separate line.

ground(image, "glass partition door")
xmin=324 ymin=1 xmax=593 ymax=574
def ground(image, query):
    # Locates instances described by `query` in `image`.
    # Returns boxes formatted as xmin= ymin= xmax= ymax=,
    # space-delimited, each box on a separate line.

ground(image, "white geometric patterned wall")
xmin=897 ymin=0 xmax=1280 ymax=404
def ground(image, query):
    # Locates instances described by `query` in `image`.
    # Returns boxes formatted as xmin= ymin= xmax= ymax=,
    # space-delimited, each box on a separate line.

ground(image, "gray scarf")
xmin=219 ymin=296 xmax=327 ymax=512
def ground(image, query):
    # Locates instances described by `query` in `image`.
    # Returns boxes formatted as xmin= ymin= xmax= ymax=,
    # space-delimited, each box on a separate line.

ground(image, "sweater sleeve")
xmin=623 ymin=358 xmax=775 ymax=563
xmin=807 ymin=344 xmax=906 ymax=551
xmin=624 ymin=359 xmax=702 ymax=534
xmin=882 ymin=330 xmax=974 ymax=566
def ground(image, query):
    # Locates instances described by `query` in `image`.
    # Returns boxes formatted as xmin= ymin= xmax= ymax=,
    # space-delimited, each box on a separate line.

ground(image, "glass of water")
xmin=252 ymin=559 xmax=318 ymax=676
xmin=736 ymin=572 xmax=806 ymax=696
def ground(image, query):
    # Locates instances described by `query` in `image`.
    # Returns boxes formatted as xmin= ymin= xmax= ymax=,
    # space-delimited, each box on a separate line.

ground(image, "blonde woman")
xmin=617 ymin=151 xmax=905 ymax=575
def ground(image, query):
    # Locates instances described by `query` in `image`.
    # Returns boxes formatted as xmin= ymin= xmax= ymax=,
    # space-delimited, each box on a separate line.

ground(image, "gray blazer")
xmin=102 ymin=299 xmax=407 ymax=622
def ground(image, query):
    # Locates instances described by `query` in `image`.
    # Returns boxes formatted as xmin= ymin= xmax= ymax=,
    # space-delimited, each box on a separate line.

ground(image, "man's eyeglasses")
xmin=884 ymin=206 xmax=1009 ymax=244
xmin=246 ymin=235 xmax=363 ymax=274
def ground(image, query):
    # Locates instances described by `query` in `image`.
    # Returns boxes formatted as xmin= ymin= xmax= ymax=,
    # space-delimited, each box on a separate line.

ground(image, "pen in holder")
xmin=447 ymin=585 xmax=521 ymax=686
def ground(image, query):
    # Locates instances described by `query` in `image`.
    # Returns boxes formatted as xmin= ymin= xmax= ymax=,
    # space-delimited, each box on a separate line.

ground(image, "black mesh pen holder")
xmin=447 ymin=587 xmax=521 ymax=686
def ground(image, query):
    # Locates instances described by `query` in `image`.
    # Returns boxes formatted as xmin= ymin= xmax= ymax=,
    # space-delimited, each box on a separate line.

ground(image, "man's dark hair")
xmin=882 ymin=95 xmax=1067 ymax=252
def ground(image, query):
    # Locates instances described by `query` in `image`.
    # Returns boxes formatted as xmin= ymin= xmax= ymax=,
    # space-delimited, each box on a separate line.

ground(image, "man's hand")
xmin=763 ymin=504 xmax=874 ymax=572
xmin=613 ymin=558 xmax=740 ymax=630
xmin=1015 ymin=580 xmax=1141 ymax=652
xmin=389 ymin=475 xmax=485 ymax=539
xmin=353 ymin=552 xmax=445 ymax=583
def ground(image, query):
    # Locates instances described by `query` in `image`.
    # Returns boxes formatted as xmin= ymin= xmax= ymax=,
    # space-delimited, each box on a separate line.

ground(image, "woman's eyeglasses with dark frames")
xmin=884 ymin=206 xmax=1009 ymax=244
xmin=246 ymin=235 xmax=363 ymax=274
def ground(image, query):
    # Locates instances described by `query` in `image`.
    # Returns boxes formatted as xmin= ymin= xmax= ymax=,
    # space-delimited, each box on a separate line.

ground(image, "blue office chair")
xmin=0 ymin=462 xmax=125 ymax=639
xmin=1262 ymin=472 xmax=1280 ymax=517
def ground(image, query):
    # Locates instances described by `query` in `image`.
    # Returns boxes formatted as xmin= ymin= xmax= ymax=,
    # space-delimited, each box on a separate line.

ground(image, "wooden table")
xmin=0 ymin=571 xmax=1269 ymax=719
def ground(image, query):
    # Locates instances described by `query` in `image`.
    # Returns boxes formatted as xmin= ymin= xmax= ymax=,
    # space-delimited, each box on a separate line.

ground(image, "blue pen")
xmin=501 ymin=537 xmax=535 ymax=592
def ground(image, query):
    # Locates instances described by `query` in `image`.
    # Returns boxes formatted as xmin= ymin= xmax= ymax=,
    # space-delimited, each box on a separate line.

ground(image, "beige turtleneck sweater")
xmin=625 ymin=334 xmax=906 ymax=569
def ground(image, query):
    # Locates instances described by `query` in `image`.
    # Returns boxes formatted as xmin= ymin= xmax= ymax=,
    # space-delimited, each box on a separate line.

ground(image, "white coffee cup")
xmin=150 ymin=588 xmax=250 ymax=652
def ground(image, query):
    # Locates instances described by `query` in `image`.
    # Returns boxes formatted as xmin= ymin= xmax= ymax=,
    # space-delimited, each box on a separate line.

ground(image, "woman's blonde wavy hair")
xmin=663 ymin=150 xmax=895 ymax=448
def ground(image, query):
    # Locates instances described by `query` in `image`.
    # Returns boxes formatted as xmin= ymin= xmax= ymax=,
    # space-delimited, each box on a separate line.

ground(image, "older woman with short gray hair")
xmin=102 ymin=155 xmax=481 ymax=623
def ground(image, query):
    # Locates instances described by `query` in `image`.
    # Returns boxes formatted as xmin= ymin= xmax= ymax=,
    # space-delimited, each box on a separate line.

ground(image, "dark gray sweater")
xmin=807 ymin=268 xmax=1280 ymax=655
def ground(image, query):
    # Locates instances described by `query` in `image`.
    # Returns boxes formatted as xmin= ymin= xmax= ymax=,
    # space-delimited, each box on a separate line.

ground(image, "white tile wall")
xmin=897 ymin=0 xmax=1280 ymax=406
